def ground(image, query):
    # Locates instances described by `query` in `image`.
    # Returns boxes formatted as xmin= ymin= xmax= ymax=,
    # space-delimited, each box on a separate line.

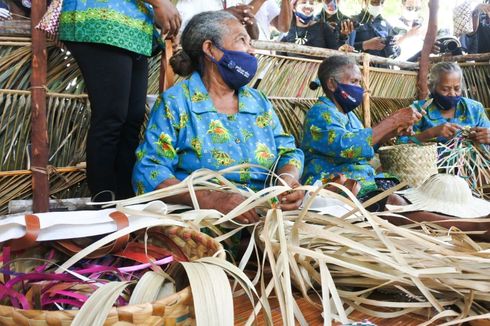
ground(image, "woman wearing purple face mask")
xmin=280 ymin=0 xmax=338 ymax=56
xmin=301 ymin=55 xmax=422 ymax=206
xmin=405 ymin=62 xmax=490 ymax=144
xmin=133 ymin=11 xmax=305 ymax=225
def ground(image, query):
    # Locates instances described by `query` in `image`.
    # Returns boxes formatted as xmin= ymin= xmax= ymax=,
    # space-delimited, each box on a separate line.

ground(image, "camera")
xmin=382 ymin=36 xmax=400 ymax=58
xmin=437 ymin=36 xmax=463 ymax=55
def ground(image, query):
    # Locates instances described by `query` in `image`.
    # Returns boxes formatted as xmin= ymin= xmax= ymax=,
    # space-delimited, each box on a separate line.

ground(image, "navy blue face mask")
xmin=295 ymin=11 xmax=314 ymax=24
xmin=209 ymin=45 xmax=257 ymax=90
xmin=432 ymin=91 xmax=462 ymax=111
xmin=333 ymin=82 xmax=364 ymax=113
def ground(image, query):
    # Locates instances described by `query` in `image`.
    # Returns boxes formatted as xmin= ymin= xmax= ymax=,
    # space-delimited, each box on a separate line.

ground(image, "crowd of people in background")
xmin=1 ymin=0 xmax=490 ymax=59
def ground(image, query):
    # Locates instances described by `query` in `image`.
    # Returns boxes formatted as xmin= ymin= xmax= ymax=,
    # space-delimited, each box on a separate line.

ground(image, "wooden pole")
xmin=30 ymin=0 xmax=49 ymax=212
xmin=362 ymin=53 xmax=371 ymax=128
xmin=251 ymin=40 xmax=419 ymax=70
xmin=430 ymin=52 xmax=490 ymax=64
xmin=159 ymin=40 xmax=175 ymax=94
xmin=417 ymin=0 xmax=439 ymax=100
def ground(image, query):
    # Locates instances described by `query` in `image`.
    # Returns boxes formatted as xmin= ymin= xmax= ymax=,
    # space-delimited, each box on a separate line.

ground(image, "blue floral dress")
xmin=301 ymin=96 xmax=377 ymax=196
xmin=132 ymin=72 xmax=304 ymax=194
xmin=402 ymin=97 xmax=490 ymax=143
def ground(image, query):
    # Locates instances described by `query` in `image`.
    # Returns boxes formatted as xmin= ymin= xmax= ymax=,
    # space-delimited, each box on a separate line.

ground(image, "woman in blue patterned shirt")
xmin=405 ymin=62 xmax=490 ymax=144
xmin=133 ymin=11 xmax=304 ymax=224
xmin=301 ymin=55 xmax=422 ymax=200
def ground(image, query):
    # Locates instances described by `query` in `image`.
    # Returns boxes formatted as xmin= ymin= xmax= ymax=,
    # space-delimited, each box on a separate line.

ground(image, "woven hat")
xmin=386 ymin=174 xmax=490 ymax=218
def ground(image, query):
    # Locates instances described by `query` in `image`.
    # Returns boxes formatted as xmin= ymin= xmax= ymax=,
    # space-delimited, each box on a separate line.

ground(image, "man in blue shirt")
xmin=351 ymin=0 xmax=400 ymax=58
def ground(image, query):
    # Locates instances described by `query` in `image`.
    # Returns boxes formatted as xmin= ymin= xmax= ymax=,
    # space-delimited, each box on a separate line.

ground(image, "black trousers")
xmin=65 ymin=42 xmax=148 ymax=201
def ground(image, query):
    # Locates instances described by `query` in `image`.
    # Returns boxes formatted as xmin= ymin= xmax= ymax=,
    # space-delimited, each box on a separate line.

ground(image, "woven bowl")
xmin=0 ymin=225 xmax=225 ymax=326
xmin=378 ymin=143 xmax=438 ymax=187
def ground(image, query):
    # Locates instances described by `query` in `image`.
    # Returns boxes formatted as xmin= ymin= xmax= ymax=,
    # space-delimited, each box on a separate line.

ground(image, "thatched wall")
xmin=1 ymin=37 xmax=489 ymax=213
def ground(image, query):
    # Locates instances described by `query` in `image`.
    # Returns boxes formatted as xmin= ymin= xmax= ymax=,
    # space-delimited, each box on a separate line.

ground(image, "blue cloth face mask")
xmin=210 ymin=45 xmax=258 ymax=90
xmin=432 ymin=91 xmax=462 ymax=111
xmin=333 ymin=82 xmax=364 ymax=113
xmin=295 ymin=4 xmax=315 ymax=24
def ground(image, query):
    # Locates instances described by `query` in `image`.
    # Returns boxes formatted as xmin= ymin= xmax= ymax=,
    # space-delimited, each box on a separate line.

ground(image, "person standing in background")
xmin=58 ymin=0 xmax=181 ymax=202
xmin=318 ymin=0 xmax=355 ymax=47
xmin=176 ymin=0 xmax=291 ymax=40
xmin=351 ymin=0 xmax=400 ymax=58
xmin=392 ymin=0 xmax=425 ymax=61
xmin=280 ymin=0 xmax=338 ymax=55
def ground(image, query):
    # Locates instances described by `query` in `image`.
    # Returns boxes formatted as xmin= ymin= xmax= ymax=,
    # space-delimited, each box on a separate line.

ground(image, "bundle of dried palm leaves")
xmin=114 ymin=166 xmax=490 ymax=325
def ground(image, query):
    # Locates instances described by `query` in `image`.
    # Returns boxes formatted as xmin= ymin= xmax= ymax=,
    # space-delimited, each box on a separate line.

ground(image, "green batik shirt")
xmin=59 ymin=0 xmax=156 ymax=56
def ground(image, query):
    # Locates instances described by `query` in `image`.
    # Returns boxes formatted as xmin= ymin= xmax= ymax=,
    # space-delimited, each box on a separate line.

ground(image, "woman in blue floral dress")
xmin=402 ymin=62 xmax=490 ymax=144
xmin=301 ymin=55 xmax=422 ymax=201
xmin=133 ymin=11 xmax=304 ymax=224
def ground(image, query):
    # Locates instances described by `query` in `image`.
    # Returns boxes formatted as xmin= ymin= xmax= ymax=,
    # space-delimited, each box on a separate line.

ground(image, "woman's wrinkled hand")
xmin=201 ymin=191 xmax=260 ymax=224
xmin=153 ymin=0 xmax=181 ymax=38
xmin=390 ymin=107 xmax=424 ymax=130
xmin=430 ymin=122 xmax=462 ymax=139
xmin=276 ymin=175 xmax=304 ymax=211
xmin=469 ymin=127 xmax=490 ymax=144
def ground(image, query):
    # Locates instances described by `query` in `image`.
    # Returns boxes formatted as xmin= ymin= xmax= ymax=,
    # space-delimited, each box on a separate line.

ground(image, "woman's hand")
xmin=276 ymin=175 xmax=304 ymax=211
xmin=470 ymin=127 xmax=490 ymax=144
xmin=201 ymin=191 xmax=260 ymax=224
xmin=429 ymin=123 xmax=462 ymax=139
xmin=153 ymin=0 xmax=181 ymax=38
xmin=340 ymin=20 xmax=355 ymax=37
xmin=390 ymin=107 xmax=424 ymax=130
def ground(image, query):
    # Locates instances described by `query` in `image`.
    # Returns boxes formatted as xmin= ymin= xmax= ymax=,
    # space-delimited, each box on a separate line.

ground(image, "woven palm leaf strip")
xmin=111 ymin=166 xmax=490 ymax=325
xmin=0 ymin=167 xmax=87 ymax=214
xmin=460 ymin=62 xmax=490 ymax=109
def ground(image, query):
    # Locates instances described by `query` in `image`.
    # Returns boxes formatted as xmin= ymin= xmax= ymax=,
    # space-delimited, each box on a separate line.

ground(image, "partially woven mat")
xmin=379 ymin=143 xmax=438 ymax=187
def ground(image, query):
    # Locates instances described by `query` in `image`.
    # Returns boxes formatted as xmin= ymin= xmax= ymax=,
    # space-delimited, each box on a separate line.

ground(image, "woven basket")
xmin=0 ymin=225 xmax=225 ymax=326
xmin=378 ymin=143 xmax=438 ymax=187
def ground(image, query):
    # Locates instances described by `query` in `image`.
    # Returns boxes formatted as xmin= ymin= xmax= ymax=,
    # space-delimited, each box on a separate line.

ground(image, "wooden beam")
xmin=0 ymin=20 xmax=31 ymax=36
xmin=252 ymin=40 xmax=419 ymax=70
xmin=417 ymin=0 xmax=439 ymax=100
xmin=430 ymin=52 xmax=490 ymax=63
xmin=30 ymin=0 xmax=49 ymax=213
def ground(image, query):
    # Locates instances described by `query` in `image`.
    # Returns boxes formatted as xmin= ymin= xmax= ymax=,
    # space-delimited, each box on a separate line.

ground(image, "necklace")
xmin=294 ymin=29 xmax=309 ymax=45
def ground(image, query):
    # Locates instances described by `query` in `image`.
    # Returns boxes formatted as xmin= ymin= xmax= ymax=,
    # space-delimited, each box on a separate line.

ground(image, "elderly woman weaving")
xmin=406 ymin=62 xmax=490 ymax=144
xmin=301 ymin=55 xmax=422 ymax=204
xmin=132 ymin=11 xmax=304 ymax=224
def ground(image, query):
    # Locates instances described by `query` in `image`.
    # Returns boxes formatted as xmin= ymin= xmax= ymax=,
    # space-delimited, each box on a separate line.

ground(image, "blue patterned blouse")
xmin=402 ymin=97 xmax=490 ymax=143
xmin=132 ymin=72 xmax=304 ymax=194
xmin=60 ymin=0 xmax=157 ymax=56
xmin=301 ymin=96 xmax=377 ymax=196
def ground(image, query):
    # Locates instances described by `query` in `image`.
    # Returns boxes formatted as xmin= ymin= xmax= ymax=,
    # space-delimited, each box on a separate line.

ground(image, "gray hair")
xmin=312 ymin=55 xmax=359 ymax=93
xmin=428 ymin=62 xmax=463 ymax=93
xmin=170 ymin=11 xmax=237 ymax=76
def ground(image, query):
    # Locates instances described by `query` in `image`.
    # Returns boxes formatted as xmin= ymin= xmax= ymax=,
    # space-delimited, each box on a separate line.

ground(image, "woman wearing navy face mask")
xmin=405 ymin=62 xmax=490 ymax=144
xmin=280 ymin=0 xmax=338 ymax=55
xmin=301 ymin=55 xmax=422 ymax=200
xmin=133 ymin=11 xmax=304 ymax=224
